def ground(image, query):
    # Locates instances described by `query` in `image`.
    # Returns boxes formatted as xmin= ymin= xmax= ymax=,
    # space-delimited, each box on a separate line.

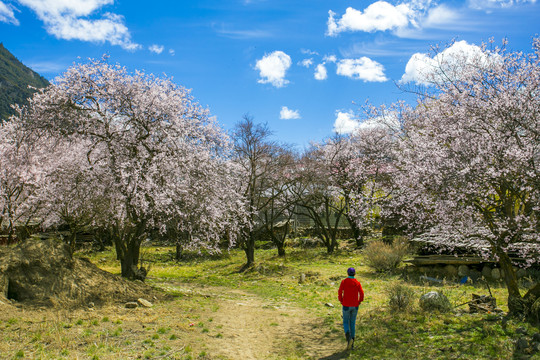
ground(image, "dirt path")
xmin=167 ymin=283 xmax=348 ymax=360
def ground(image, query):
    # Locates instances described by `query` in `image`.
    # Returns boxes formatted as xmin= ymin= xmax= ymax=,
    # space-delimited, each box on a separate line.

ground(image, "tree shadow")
xmin=317 ymin=350 xmax=349 ymax=360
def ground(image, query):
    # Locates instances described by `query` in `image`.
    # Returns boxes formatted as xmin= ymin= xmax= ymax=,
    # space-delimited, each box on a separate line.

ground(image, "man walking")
xmin=338 ymin=267 xmax=364 ymax=350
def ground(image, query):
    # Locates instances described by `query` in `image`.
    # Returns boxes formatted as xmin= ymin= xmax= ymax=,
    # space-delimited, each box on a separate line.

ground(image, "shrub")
xmin=419 ymin=291 xmax=452 ymax=312
xmin=387 ymin=282 xmax=415 ymax=311
xmin=363 ymin=237 xmax=409 ymax=272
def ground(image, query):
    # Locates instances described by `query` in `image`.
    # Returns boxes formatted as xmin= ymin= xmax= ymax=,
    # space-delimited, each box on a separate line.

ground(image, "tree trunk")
xmin=120 ymin=237 xmax=144 ymax=280
xmin=244 ymin=242 xmax=255 ymax=268
xmin=498 ymin=250 xmax=524 ymax=314
xmin=277 ymin=244 xmax=286 ymax=257
xmin=324 ymin=234 xmax=336 ymax=253
xmin=355 ymin=231 xmax=365 ymax=248
xmin=242 ymin=231 xmax=256 ymax=270
xmin=114 ymin=220 xmax=146 ymax=280
xmin=345 ymin=214 xmax=364 ymax=247
xmin=175 ymin=242 xmax=183 ymax=261
xmin=269 ymin=223 xmax=288 ymax=257
xmin=120 ymin=245 xmax=137 ymax=279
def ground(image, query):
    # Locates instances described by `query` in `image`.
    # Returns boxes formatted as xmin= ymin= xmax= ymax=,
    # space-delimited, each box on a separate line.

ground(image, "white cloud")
xmin=336 ymin=57 xmax=388 ymax=82
xmin=255 ymin=51 xmax=292 ymax=88
xmin=301 ymin=49 xmax=318 ymax=56
xmin=314 ymin=64 xmax=327 ymax=80
xmin=169 ymin=49 xmax=175 ymax=56
xmin=327 ymin=0 xmax=461 ymax=37
xmin=300 ymin=58 xmax=313 ymax=68
xmin=400 ymin=40 xmax=491 ymax=85
xmin=280 ymin=106 xmax=301 ymax=120
xmin=13 ymin=0 xmax=139 ymax=50
xmin=216 ymin=28 xmax=272 ymax=39
xmin=357 ymin=114 xmax=401 ymax=132
xmin=468 ymin=0 xmax=536 ymax=9
xmin=149 ymin=44 xmax=164 ymax=54
xmin=334 ymin=110 xmax=401 ymax=134
xmin=323 ymin=54 xmax=337 ymax=63
xmin=0 ymin=1 xmax=18 ymax=24
xmin=333 ymin=110 xmax=360 ymax=134
xmin=17 ymin=0 xmax=113 ymax=17
xmin=423 ymin=5 xmax=459 ymax=27
xmin=327 ymin=2 xmax=412 ymax=36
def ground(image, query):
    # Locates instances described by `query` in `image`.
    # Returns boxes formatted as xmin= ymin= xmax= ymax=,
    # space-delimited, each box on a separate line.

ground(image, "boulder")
xmin=469 ymin=269 xmax=481 ymax=281
xmin=444 ymin=265 xmax=458 ymax=277
xmin=491 ymin=268 xmax=501 ymax=281
xmin=481 ymin=266 xmax=492 ymax=279
xmin=419 ymin=291 xmax=451 ymax=312
xmin=517 ymin=268 xmax=528 ymax=279
xmin=137 ymin=298 xmax=153 ymax=308
xmin=529 ymin=298 xmax=540 ymax=324
xmin=458 ymin=265 xmax=469 ymax=277
xmin=125 ymin=302 xmax=138 ymax=309
xmin=516 ymin=337 xmax=529 ymax=351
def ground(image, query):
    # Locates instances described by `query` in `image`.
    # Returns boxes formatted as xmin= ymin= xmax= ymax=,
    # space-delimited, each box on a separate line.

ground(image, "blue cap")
xmin=347 ymin=267 xmax=355 ymax=276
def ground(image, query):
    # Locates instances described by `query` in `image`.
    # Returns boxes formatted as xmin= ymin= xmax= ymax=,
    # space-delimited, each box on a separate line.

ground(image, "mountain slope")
xmin=0 ymin=43 xmax=49 ymax=121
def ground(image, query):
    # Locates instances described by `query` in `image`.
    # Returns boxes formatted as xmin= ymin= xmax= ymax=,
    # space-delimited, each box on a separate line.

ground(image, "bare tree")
xmin=232 ymin=115 xmax=293 ymax=267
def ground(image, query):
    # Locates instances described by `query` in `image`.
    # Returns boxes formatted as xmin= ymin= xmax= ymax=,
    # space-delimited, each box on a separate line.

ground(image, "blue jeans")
xmin=342 ymin=306 xmax=359 ymax=338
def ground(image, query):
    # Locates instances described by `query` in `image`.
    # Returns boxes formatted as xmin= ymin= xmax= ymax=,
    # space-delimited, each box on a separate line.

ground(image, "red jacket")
xmin=338 ymin=277 xmax=364 ymax=307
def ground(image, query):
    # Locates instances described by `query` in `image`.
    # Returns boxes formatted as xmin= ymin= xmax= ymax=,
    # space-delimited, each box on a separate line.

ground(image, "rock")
xmin=469 ymin=269 xmax=481 ymax=281
xmin=458 ymin=265 xmax=469 ymax=277
xmin=325 ymin=303 xmax=334 ymax=308
xmin=444 ymin=265 xmax=458 ymax=277
xmin=481 ymin=266 xmax=492 ymax=279
xmin=125 ymin=302 xmax=138 ymax=309
xmin=529 ymin=298 xmax=540 ymax=324
xmin=491 ymin=268 xmax=501 ymax=280
xmin=419 ymin=291 xmax=451 ymax=312
xmin=516 ymin=337 xmax=529 ymax=351
xmin=299 ymin=274 xmax=306 ymax=284
xmin=517 ymin=268 xmax=528 ymax=279
xmin=137 ymin=298 xmax=153 ymax=308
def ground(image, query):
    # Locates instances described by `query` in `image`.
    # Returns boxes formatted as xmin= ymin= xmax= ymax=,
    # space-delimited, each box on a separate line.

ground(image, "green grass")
xmin=159 ymin=245 xmax=536 ymax=359
xmin=43 ymin=242 xmax=540 ymax=359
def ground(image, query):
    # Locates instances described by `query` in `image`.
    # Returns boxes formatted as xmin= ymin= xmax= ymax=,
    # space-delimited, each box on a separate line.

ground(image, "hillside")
xmin=0 ymin=43 xmax=49 ymax=121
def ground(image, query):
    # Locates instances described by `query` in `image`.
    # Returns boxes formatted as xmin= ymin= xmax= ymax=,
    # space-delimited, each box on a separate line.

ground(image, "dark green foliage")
xmin=0 ymin=43 xmax=49 ymax=121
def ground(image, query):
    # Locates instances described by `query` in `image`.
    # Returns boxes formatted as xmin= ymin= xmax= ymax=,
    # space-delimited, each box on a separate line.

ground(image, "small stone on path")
xmin=125 ymin=302 xmax=138 ymax=309
xmin=137 ymin=298 xmax=153 ymax=308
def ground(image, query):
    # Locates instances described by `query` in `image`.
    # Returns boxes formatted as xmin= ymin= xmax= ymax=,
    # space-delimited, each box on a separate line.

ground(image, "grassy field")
xmin=1 ymin=240 xmax=539 ymax=359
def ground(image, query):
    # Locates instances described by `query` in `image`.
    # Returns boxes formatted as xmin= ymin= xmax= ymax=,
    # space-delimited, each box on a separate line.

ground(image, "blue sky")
xmin=1 ymin=0 xmax=539 ymax=149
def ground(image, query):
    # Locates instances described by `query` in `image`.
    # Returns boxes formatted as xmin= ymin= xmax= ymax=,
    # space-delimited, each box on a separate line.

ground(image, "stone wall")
xmin=408 ymin=263 xmax=537 ymax=282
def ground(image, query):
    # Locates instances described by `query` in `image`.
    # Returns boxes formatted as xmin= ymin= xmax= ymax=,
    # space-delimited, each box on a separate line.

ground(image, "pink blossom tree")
xmin=290 ymin=145 xmax=349 ymax=253
xmin=0 ymin=119 xmax=49 ymax=242
xmin=392 ymin=39 xmax=540 ymax=312
xmin=319 ymin=128 xmax=396 ymax=247
xmin=18 ymin=58 xmax=246 ymax=279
